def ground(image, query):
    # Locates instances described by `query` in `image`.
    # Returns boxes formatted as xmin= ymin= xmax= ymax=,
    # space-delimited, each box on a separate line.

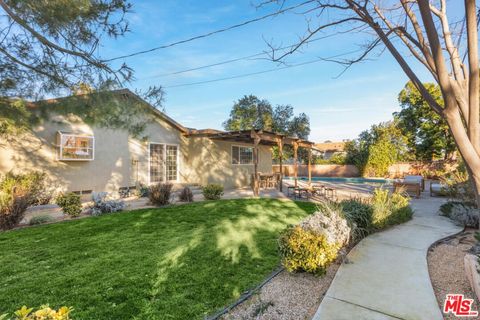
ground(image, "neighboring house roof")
xmin=314 ymin=141 xmax=347 ymax=152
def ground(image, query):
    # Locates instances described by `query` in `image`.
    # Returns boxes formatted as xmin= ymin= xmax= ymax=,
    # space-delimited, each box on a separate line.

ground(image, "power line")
xmin=163 ymin=49 xmax=362 ymax=89
xmin=103 ymin=0 xmax=316 ymax=62
xmin=143 ymin=33 xmax=339 ymax=79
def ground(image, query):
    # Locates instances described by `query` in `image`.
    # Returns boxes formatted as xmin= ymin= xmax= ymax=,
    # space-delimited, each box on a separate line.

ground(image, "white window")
xmin=232 ymin=145 xmax=254 ymax=165
xmin=149 ymin=143 xmax=179 ymax=183
xmin=57 ymin=132 xmax=94 ymax=161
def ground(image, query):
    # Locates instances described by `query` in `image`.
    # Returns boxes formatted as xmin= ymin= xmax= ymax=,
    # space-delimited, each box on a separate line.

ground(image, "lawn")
xmin=0 ymin=199 xmax=316 ymax=319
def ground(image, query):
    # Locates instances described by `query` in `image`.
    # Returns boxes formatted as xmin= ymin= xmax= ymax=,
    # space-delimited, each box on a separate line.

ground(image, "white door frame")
xmin=148 ymin=142 xmax=179 ymax=185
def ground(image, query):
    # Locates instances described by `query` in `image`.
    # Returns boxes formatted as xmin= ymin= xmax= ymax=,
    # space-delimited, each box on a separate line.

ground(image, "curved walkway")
xmin=313 ymin=196 xmax=462 ymax=320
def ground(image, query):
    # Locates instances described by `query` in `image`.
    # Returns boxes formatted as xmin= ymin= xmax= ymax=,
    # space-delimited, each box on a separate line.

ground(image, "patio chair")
xmin=393 ymin=180 xmax=421 ymax=198
xmin=404 ymin=175 xmax=425 ymax=191
xmin=430 ymin=181 xmax=447 ymax=197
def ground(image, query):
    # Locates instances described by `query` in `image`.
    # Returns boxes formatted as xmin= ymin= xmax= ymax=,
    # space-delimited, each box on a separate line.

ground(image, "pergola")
xmin=187 ymin=129 xmax=316 ymax=196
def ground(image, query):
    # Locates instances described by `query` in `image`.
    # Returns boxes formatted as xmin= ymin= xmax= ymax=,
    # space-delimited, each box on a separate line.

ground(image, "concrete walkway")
xmin=313 ymin=196 xmax=463 ymax=320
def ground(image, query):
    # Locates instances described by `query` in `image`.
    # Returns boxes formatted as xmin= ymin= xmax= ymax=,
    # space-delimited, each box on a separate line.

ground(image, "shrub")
xmin=0 ymin=191 xmax=30 ymax=230
xmin=29 ymin=215 xmax=55 ymax=225
xmin=279 ymin=201 xmax=350 ymax=274
xmin=90 ymin=192 xmax=125 ymax=216
xmin=371 ymin=188 xmax=413 ymax=229
xmin=1 ymin=305 xmax=73 ymax=320
xmin=0 ymin=171 xmax=47 ymax=230
xmin=300 ymin=201 xmax=351 ymax=247
xmin=439 ymin=201 xmax=479 ymax=228
xmin=148 ymin=183 xmax=173 ymax=206
xmin=0 ymin=171 xmax=50 ymax=205
xmin=136 ymin=183 xmax=149 ymax=198
xmin=341 ymin=198 xmax=374 ymax=241
xmin=178 ymin=186 xmax=194 ymax=202
xmin=278 ymin=225 xmax=339 ymax=274
xmin=56 ymin=193 xmax=82 ymax=217
xmin=202 ymin=184 xmax=224 ymax=200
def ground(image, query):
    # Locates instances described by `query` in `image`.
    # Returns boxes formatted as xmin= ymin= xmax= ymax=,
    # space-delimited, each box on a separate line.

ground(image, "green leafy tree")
xmin=395 ymin=82 xmax=456 ymax=161
xmin=0 ymin=1 xmax=165 ymax=138
xmin=346 ymin=121 xmax=409 ymax=177
xmin=0 ymin=0 xmax=133 ymax=98
xmin=223 ymin=95 xmax=311 ymax=162
xmin=223 ymin=95 xmax=273 ymax=131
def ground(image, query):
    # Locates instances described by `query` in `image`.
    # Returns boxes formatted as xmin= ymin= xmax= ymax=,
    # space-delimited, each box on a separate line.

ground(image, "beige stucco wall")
xmin=181 ymin=136 xmax=272 ymax=189
xmin=0 ymin=111 xmax=184 ymax=193
xmin=0 ymin=111 xmax=273 ymax=192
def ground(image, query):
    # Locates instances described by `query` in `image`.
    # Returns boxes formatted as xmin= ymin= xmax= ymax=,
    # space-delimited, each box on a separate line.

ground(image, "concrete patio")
xmin=313 ymin=194 xmax=462 ymax=320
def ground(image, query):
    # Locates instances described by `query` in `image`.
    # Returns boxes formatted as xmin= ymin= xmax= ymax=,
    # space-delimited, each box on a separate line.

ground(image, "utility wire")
xmin=163 ymin=49 xmax=362 ymax=88
xmin=143 ymin=33 xmax=339 ymax=79
xmin=103 ymin=0 xmax=316 ymax=62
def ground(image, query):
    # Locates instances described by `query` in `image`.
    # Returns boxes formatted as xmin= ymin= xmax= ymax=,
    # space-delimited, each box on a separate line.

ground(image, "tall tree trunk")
xmin=444 ymin=105 xmax=480 ymax=206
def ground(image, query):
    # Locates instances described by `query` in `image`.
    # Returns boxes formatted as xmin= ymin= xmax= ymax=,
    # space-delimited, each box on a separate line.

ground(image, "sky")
xmin=98 ymin=0 xmax=446 ymax=143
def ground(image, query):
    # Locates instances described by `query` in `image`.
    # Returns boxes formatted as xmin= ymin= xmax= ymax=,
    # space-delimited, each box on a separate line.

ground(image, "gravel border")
xmin=220 ymin=262 xmax=340 ymax=320
xmin=428 ymin=229 xmax=480 ymax=320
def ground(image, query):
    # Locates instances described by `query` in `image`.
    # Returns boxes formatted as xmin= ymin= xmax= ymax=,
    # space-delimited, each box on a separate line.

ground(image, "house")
xmin=314 ymin=141 xmax=348 ymax=160
xmin=0 ymin=89 xmax=312 ymax=195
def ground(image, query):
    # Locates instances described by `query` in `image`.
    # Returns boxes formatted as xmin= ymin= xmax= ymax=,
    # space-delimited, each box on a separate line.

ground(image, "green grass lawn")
xmin=0 ymin=199 xmax=316 ymax=320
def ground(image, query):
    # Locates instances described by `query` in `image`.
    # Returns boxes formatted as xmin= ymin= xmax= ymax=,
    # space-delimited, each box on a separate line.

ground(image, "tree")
xmin=395 ymin=82 xmax=456 ymax=161
xmin=262 ymin=0 xmax=480 ymax=206
xmin=223 ymin=95 xmax=310 ymax=138
xmin=223 ymin=95 xmax=273 ymax=131
xmin=0 ymin=0 xmax=132 ymax=99
xmin=0 ymin=1 xmax=166 ymax=138
xmin=345 ymin=121 xmax=409 ymax=176
xmin=223 ymin=95 xmax=311 ymax=162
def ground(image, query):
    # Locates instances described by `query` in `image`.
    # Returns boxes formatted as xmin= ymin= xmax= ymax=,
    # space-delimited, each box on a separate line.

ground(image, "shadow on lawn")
xmin=0 ymin=199 xmax=316 ymax=320
xmin=132 ymin=199 xmax=312 ymax=319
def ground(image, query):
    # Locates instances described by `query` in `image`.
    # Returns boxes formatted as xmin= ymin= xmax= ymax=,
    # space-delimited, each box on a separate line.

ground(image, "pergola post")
xmin=252 ymin=131 xmax=261 ymax=197
xmin=308 ymin=146 xmax=312 ymax=186
xmin=277 ymin=137 xmax=284 ymax=192
xmin=293 ymin=141 xmax=298 ymax=188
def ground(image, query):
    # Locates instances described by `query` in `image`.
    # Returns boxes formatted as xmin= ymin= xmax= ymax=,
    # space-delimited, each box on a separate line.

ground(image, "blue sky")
xmin=99 ymin=0 xmax=440 ymax=142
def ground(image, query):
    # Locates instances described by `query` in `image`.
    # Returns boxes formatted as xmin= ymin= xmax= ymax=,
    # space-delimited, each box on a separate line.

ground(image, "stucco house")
xmin=0 ymin=89 xmax=311 ymax=195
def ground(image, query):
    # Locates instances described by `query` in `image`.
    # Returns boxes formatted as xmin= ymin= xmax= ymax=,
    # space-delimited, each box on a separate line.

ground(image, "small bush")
xmin=179 ymin=186 xmax=194 ymax=202
xmin=341 ymin=198 xmax=374 ymax=241
xmin=370 ymin=188 xmax=413 ymax=229
xmin=1 ymin=305 xmax=73 ymax=320
xmin=0 ymin=191 xmax=30 ymax=230
xmin=0 ymin=171 xmax=47 ymax=230
xmin=56 ymin=193 xmax=82 ymax=217
xmin=440 ymin=201 xmax=479 ymax=228
xmin=202 ymin=184 xmax=224 ymax=200
xmin=278 ymin=225 xmax=339 ymax=274
xmin=149 ymin=183 xmax=173 ymax=206
xmin=29 ymin=215 xmax=55 ymax=225
xmin=0 ymin=171 xmax=50 ymax=206
xmin=300 ymin=201 xmax=351 ymax=247
xmin=137 ymin=183 xmax=149 ymax=198
xmin=90 ymin=192 xmax=125 ymax=216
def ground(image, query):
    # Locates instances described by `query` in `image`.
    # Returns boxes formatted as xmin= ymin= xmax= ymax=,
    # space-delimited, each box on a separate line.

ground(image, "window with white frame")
xmin=149 ymin=143 xmax=178 ymax=183
xmin=232 ymin=145 xmax=254 ymax=165
xmin=57 ymin=132 xmax=94 ymax=161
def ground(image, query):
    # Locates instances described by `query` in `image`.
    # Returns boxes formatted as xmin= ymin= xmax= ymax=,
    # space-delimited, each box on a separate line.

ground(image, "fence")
xmin=273 ymin=161 xmax=455 ymax=178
